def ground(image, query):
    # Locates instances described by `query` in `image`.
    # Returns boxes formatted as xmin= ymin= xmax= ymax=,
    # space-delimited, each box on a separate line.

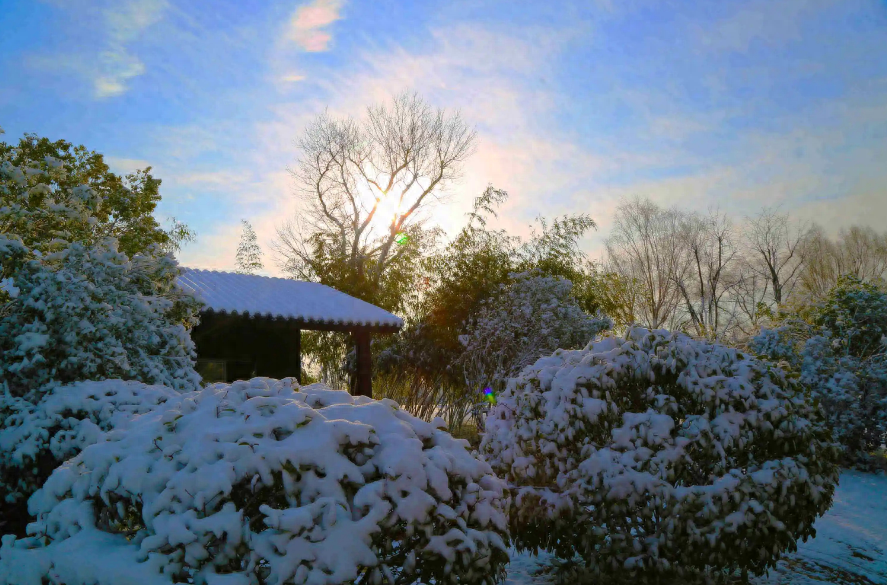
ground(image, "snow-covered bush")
xmin=0 ymin=380 xmax=180 ymax=535
xmin=456 ymin=272 xmax=610 ymax=397
xmin=481 ymin=327 xmax=839 ymax=580
xmin=0 ymin=142 xmax=201 ymax=401
xmin=0 ymin=378 xmax=510 ymax=585
xmin=751 ymin=276 xmax=887 ymax=467
xmin=0 ymin=240 xmax=201 ymax=400
xmin=797 ymin=336 xmax=885 ymax=466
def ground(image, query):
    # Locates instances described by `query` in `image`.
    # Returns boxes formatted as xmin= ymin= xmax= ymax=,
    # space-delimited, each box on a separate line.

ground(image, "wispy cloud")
xmin=26 ymin=0 xmax=168 ymax=98
xmin=279 ymin=72 xmax=306 ymax=83
xmin=95 ymin=0 xmax=168 ymax=97
xmin=694 ymin=0 xmax=843 ymax=53
xmin=286 ymin=0 xmax=344 ymax=52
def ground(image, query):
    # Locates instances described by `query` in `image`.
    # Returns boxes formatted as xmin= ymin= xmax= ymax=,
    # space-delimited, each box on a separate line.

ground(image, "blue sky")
xmin=2 ymin=0 xmax=886 ymax=273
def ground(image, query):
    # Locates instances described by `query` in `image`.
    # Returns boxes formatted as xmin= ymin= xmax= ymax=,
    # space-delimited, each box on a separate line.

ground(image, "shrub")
xmin=0 ymin=240 xmax=201 ymax=400
xmin=481 ymin=327 xmax=839 ymax=581
xmin=751 ymin=276 xmax=887 ymax=467
xmin=0 ymin=378 xmax=509 ymax=585
xmin=455 ymin=272 xmax=610 ymax=424
xmin=0 ymin=380 xmax=180 ymax=536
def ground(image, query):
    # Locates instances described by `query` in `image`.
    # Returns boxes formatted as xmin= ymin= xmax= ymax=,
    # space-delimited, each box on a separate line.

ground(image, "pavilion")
xmin=176 ymin=269 xmax=403 ymax=398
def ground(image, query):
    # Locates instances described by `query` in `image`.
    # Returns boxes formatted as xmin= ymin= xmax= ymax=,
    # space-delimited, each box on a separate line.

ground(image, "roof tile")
xmin=176 ymin=269 xmax=403 ymax=329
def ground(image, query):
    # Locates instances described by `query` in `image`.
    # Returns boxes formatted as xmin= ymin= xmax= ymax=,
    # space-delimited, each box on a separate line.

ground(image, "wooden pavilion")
xmin=176 ymin=269 xmax=402 ymax=398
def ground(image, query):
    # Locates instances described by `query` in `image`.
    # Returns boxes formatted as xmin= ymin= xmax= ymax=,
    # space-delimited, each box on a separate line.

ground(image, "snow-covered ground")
xmin=502 ymin=471 xmax=887 ymax=584
xmin=755 ymin=470 xmax=887 ymax=585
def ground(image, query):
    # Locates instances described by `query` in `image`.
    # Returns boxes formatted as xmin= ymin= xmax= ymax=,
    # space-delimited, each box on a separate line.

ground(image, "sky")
xmin=1 ymin=0 xmax=886 ymax=275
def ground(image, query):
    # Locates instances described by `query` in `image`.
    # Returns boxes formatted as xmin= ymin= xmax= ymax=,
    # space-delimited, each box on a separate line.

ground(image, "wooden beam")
xmin=355 ymin=330 xmax=372 ymax=398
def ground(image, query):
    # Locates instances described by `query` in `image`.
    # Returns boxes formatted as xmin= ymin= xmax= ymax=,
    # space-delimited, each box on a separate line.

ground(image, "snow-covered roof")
xmin=176 ymin=269 xmax=403 ymax=330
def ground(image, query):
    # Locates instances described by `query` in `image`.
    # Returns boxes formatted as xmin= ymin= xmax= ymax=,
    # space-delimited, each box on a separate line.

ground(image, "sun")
xmin=373 ymin=193 xmax=401 ymax=226
xmin=361 ymin=178 xmax=426 ymax=241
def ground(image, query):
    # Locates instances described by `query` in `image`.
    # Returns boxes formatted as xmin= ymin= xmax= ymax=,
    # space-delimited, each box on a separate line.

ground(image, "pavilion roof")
xmin=176 ymin=269 xmax=403 ymax=332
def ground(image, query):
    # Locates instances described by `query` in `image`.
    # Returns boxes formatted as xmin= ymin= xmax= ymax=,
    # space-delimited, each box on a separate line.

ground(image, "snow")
xmin=0 ymin=377 xmax=508 ymax=585
xmin=176 ymin=268 xmax=403 ymax=329
xmin=481 ymin=327 xmax=840 ymax=578
xmin=502 ymin=470 xmax=887 ymax=584
xmin=753 ymin=470 xmax=887 ymax=585
xmin=0 ymin=380 xmax=180 ymax=510
xmin=0 ymin=239 xmax=201 ymax=399
xmin=0 ymin=277 xmax=18 ymax=299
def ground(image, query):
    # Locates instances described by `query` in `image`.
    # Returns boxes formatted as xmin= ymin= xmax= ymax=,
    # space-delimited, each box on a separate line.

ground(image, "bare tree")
xmin=274 ymin=92 xmax=476 ymax=304
xmin=606 ymin=197 xmax=685 ymax=328
xmin=674 ymin=210 xmax=740 ymax=339
xmin=800 ymin=225 xmax=887 ymax=299
xmin=732 ymin=266 xmax=771 ymax=336
xmin=743 ymin=208 xmax=811 ymax=307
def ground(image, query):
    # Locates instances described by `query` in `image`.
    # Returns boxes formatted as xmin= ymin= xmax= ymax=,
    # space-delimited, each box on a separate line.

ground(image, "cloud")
xmin=105 ymin=157 xmax=153 ymax=174
xmin=93 ymin=0 xmax=168 ymax=97
xmin=286 ymin=0 xmax=344 ymax=52
xmin=694 ymin=0 xmax=844 ymax=53
xmin=136 ymin=3 xmax=887 ymax=277
xmin=27 ymin=0 xmax=168 ymax=98
xmin=94 ymin=50 xmax=147 ymax=97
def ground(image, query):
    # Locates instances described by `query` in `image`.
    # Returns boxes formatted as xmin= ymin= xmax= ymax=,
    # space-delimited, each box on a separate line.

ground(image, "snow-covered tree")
xmin=0 ymin=147 xmax=201 ymax=400
xmin=0 ymin=240 xmax=201 ymax=400
xmin=235 ymin=219 xmax=263 ymax=275
xmin=482 ymin=328 xmax=839 ymax=581
xmin=0 ymin=132 xmax=193 ymax=257
xmin=751 ymin=275 xmax=887 ymax=467
xmin=0 ymin=378 xmax=510 ymax=585
xmin=455 ymin=272 xmax=610 ymax=401
xmin=0 ymin=138 xmax=202 ymax=532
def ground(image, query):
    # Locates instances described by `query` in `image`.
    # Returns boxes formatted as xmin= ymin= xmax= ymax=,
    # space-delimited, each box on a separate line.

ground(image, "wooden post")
xmin=355 ymin=330 xmax=372 ymax=398
xmin=294 ymin=328 xmax=301 ymax=384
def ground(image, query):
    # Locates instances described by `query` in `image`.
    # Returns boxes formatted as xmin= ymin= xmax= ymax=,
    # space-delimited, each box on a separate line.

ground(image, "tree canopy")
xmin=0 ymin=133 xmax=193 ymax=256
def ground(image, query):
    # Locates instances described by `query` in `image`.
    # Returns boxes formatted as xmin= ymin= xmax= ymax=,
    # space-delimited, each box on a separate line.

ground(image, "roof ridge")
xmin=182 ymin=267 xmax=325 ymax=285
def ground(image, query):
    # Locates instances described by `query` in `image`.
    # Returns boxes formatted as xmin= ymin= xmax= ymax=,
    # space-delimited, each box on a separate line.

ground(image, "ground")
xmin=502 ymin=471 xmax=887 ymax=584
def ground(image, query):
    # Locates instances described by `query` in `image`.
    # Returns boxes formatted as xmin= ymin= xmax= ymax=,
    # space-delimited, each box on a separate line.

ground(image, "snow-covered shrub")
xmin=0 ymin=380 xmax=180 ymax=535
xmin=797 ymin=336 xmax=883 ymax=465
xmin=0 ymin=147 xmax=201 ymax=401
xmin=0 ymin=378 xmax=510 ymax=585
xmin=481 ymin=327 xmax=839 ymax=580
xmin=812 ymin=275 xmax=887 ymax=359
xmin=751 ymin=276 xmax=887 ymax=467
xmin=0 ymin=240 xmax=201 ymax=400
xmin=456 ymin=272 xmax=610 ymax=396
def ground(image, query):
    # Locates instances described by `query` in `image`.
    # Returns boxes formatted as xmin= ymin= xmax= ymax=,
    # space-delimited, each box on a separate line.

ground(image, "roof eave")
xmin=197 ymin=307 xmax=403 ymax=334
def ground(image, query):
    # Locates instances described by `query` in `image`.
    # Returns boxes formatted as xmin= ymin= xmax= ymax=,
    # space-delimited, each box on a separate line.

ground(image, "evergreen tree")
xmin=235 ymin=219 xmax=263 ymax=274
xmin=0 ymin=133 xmax=201 ymax=534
